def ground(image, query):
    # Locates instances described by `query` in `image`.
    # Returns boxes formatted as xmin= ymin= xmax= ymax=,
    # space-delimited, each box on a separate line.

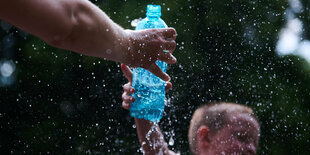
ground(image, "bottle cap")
xmin=146 ymin=5 xmax=161 ymax=17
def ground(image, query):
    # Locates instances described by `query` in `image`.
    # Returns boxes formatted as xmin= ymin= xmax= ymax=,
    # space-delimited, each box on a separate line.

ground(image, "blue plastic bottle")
xmin=130 ymin=5 xmax=168 ymax=122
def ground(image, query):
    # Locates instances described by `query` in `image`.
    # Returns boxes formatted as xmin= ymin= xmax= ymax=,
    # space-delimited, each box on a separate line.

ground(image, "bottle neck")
xmin=147 ymin=15 xmax=160 ymax=20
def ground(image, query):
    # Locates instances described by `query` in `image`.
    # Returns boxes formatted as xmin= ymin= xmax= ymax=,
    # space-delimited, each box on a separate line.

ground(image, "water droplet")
xmin=168 ymin=137 xmax=174 ymax=146
xmin=0 ymin=60 xmax=15 ymax=77
xmin=106 ymin=49 xmax=112 ymax=54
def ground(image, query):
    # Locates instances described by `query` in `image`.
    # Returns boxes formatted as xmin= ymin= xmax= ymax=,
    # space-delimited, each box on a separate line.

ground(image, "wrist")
xmin=119 ymin=29 xmax=134 ymax=65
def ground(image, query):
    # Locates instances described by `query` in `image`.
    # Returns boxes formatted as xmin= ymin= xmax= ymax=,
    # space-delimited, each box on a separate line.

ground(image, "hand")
xmin=121 ymin=64 xmax=172 ymax=110
xmin=123 ymin=28 xmax=177 ymax=81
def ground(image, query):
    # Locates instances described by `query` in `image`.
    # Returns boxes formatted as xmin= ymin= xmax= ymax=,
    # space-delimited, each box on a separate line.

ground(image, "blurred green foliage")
xmin=0 ymin=0 xmax=310 ymax=154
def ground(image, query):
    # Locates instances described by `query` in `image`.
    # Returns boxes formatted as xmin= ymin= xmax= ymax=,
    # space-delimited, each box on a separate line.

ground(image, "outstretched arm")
xmin=121 ymin=64 xmax=177 ymax=155
xmin=0 ymin=0 xmax=177 ymax=81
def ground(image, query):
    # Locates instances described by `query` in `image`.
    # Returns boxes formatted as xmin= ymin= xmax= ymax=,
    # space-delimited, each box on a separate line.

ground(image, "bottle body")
xmin=130 ymin=5 xmax=168 ymax=122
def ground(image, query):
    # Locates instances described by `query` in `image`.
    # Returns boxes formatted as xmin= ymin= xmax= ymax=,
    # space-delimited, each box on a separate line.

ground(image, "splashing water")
xmin=131 ymin=18 xmax=142 ymax=27
xmin=276 ymin=0 xmax=310 ymax=62
xmin=143 ymin=122 xmax=168 ymax=154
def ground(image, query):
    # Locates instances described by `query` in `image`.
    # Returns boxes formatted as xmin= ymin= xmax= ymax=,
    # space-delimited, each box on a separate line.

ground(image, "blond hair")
xmin=188 ymin=102 xmax=258 ymax=154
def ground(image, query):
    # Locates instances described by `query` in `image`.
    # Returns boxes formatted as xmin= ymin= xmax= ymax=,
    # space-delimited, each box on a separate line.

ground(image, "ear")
xmin=197 ymin=125 xmax=210 ymax=153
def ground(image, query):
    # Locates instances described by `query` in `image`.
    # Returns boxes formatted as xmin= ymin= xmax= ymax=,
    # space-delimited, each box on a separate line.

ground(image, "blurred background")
xmin=0 ymin=0 xmax=310 ymax=154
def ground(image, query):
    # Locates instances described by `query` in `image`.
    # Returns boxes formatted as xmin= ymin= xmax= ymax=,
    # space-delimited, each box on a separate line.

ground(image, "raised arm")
xmin=121 ymin=64 xmax=176 ymax=154
xmin=0 ymin=0 xmax=177 ymax=81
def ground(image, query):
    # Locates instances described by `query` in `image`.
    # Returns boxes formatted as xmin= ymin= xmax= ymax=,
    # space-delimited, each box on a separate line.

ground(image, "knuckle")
xmin=122 ymin=102 xmax=127 ymax=108
xmin=122 ymin=93 xmax=127 ymax=100
xmin=171 ymin=40 xmax=176 ymax=46
xmin=171 ymin=28 xmax=176 ymax=34
xmin=171 ymin=42 xmax=176 ymax=50
xmin=156 ymin=39 xmax=163 ymax=44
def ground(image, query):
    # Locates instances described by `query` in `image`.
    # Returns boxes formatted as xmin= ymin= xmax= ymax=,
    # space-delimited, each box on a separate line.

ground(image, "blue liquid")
xmin=131 ymin=5 xmax=168 ymax=122
xmin=131 ymin=79 xmax=165 ymax=122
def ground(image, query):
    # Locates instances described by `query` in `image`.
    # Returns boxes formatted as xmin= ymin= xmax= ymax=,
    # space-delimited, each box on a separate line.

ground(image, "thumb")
xmin=121 ymin=64 xmax=133 ymax=83
xmin=146 ymin=63 xmax=170 ymax=81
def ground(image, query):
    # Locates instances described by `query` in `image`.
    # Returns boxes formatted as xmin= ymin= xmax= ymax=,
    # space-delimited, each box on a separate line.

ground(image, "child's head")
xmin=188 ymin=102 xmax=260 ymax=155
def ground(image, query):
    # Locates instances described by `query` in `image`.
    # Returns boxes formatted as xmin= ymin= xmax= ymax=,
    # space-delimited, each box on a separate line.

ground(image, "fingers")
xmin=146 ymin=63 xmax=170 ymax=81
xmin=122 ymin=81 xmax=171 ymax=110
xmin=165 ymin=82 xmax=172 ymax=91
xmin=160 ymin=40 xmax=177 ymax=53
xmin=121 ymin=83 xmax=135 ymax=110
xmin=158 ymin=38 xmax=177 ymax=64
xmin=122 ymin=101 xmax=130 ymax=110
xmin=157 ymin=51 xmax=177 ymax=64
xmin=161 ymin=28 xmax=177 ymax=40
xmin=122 ymin=92 xmax=135 ymax=104
xmin=121 ymin=64 xmax=133 ymax=83
xmin=123 ymin=83 xmax=135 ymax=94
